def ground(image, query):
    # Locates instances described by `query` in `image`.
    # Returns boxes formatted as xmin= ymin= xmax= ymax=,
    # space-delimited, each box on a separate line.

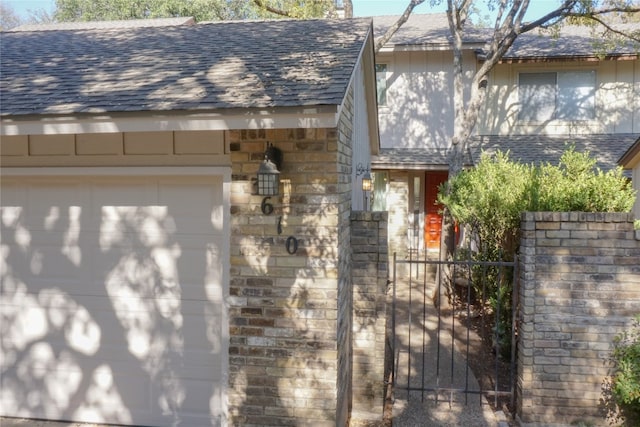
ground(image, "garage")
xmin=0 ymin=168 xmax=229 ymax=426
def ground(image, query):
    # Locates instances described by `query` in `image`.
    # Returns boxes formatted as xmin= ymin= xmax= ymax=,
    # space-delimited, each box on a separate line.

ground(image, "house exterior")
xmin=371 ymin=14 xmax=640 ymax=257
xmin=619 ymin=136 xmax=640 ymax=219
xmin=0 ymin=17 xmax=382 ymax=427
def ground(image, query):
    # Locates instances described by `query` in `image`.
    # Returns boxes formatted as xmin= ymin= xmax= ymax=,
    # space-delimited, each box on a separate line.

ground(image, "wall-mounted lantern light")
xmin=257 ymin=143 xmax=282 ymax=197
xmin=356 ymin=163 xmax=372 ymax=210
xmin=356 ymin=163 xmax=372 ymax=192
xmin=257 ymin=157 xmax=280 ymax=196
xmin=257 ymin=143 xmax=283 ymax=215
xmin=361 ymin=171 xmax=372 ymax=192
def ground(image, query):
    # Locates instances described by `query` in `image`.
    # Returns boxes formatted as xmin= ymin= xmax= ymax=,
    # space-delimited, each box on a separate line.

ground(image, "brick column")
xmin=228 ymin=127 xmax=346 ymax=426
xmin=517 ymin=212 xmax=640 ymax=426
xmin=351 ymin=211 xmax=389 ymax=422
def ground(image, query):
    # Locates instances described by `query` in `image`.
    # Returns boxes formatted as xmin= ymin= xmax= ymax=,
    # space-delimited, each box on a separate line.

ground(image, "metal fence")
xmin=390 ymin=250 xmax=519 ymax=410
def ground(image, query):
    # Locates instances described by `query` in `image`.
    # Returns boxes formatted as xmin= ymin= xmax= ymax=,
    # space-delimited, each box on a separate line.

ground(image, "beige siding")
xmin=29 ymin=134 xmax=75 ymax=156
xmin=479 ymin=58 xmax=640 ymax=135
xmin=378 ymin=50 xmax=476 ymax=150
xmin=1 ymin=131 xmax=229 ymax=167
xmin=352 ymin=60 xmax=372 ymax=210
xmin=76 ymin=133 xmax=123 ymax=155
xmin=635 ymin=59 xmax=640 ymax=133
xmin=0 ymin=135 xmax=28 ymax=156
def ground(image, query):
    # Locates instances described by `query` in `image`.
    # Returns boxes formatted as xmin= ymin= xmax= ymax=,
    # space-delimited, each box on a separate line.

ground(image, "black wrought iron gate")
xmin=390 ymin=251 xmax=519 ymax=410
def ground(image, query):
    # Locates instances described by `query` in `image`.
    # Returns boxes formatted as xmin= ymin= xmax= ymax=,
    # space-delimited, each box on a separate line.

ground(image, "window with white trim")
xmin=518 ymin=70 xmax=596 ymax=122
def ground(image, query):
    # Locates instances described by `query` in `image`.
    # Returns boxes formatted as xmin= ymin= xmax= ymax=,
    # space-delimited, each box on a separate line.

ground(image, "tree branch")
xmin=374 ymin=0 xmax=425 ymax=52
xmin=343 ymin=0 xmax=353 ymax=18
xmin=576 ymin=12 xmax=640 ymax=43
xmin=252 ymin=0 xmax=294 ymax=18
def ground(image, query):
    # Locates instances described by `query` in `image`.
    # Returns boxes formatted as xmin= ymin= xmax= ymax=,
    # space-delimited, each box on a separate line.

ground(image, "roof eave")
xmin=619 ymin=137 xmax=640 ymax=169
xmin=0 ymin=105 xmax=341 ymax=136
xmin=378 ymin=42 xmax=484 ymax=53
xmin=497 ymin=53 xmax=639 ymax=63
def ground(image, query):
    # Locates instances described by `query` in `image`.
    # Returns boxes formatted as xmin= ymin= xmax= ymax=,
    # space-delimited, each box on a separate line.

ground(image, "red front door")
xmin=424 ymin=171 xmax=448 ymax=251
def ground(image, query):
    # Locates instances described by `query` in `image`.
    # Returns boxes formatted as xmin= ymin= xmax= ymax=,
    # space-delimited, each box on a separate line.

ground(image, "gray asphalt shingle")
xmin=0 ymin=18 xmax=372 ymax=116
xmin=469 ymin=134 xmax=640 ymax=172
xmin=372 ymin=14 xmax=639 ymax=58
xmin=373 ymin=134 xmax=639 ymax=172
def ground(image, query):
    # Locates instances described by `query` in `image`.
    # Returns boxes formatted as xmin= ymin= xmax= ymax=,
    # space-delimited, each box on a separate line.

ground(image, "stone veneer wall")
xmin=518 ymin=212 xmax=640 ymax=426
xmin=227 ymin=88 xmax=355 ymax=425
xmin=350 ymin=211 xmax=389 ymax=422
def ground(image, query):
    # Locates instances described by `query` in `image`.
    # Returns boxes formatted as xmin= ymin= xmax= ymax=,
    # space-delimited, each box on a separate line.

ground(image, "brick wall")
xmin=228 ymin=126 xmax=346 ymax=426
xmin=350 ymin=211 xmax=389 ymax=422
xmin=336 ymin=87 xmax=355 ymax=427
xmin=387 ymin=171 xmax=409 ymax=260
xmin=518 ymin=212 xmax=640 ymax=426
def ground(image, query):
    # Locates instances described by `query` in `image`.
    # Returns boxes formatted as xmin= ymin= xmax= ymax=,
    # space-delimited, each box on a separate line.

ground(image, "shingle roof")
xmin=10 ymin=17 xmax=195 ymax=31
xmin=503 ymin=23 xmax=640 ymax=60
xmin=619 ymin=136 xmax=640 ymax=167
xmin=372 ymin=14 xmax=489 ymax=46
xmin=373 ymin=14 xmax=640 ymax=57
xmin=0 ymin=18 xmax=372 ymax=117
xmin=470 ymin=134 xmax=639 ymax=172
xmin=372 ymin=146 xmax=474 ymax=169
xmin=373 ymin=135 xmax=638 ymax=172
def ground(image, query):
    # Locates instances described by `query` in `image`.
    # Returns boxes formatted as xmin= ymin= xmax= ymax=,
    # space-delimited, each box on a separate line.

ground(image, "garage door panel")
xmin=1 ymin=173 xmax=228 ymax=427
xmin=158 ymin=179 xmax=224 ymax=231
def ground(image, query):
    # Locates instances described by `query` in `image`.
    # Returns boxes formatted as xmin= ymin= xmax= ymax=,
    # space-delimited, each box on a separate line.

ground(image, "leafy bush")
xmin=610 ymin=315 xmax=640 ymax=424
xmin=534 ymin=147 xmax=635 ymax=213
xmin=438 ymin=146 xmax=636 ymax=357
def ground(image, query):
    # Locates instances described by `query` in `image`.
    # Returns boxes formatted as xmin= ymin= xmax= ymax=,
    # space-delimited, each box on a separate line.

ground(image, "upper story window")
xmin=518 ymin=70 xmax=596 ymax=122
xmin=376 ymin=63 xmax=388 ymax=106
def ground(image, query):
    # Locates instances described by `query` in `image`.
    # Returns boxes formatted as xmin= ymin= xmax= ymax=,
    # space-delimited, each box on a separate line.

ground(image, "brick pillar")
xmin=517 ymin=212 xmax=640 ymax=426
xmin=228 ymin=127 xmax=347 ymax=426
xmin=350 ymin=211 xmax=389 ymax=422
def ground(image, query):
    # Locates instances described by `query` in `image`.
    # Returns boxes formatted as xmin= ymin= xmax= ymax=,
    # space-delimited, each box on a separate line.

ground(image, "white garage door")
xmin=0 ymin=169 xmax=229 ymax=427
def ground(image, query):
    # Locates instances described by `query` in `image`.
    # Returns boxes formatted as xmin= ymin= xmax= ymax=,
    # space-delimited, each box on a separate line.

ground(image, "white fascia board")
xmin=0 ymin=107 xmax=340 ymax=135
xmin=378 ymin=43 xmax=485 ymax=53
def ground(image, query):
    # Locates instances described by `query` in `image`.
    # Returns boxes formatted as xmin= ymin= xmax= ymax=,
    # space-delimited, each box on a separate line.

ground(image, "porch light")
xmin=361 ymin=171 xmax=372 ymax=192
xmin=257 ymin=143 xmax=282 ymax=197
xmin=257 ymin=157 xmax=280 ymax=196
xmin=356 ymin=163 xmax=372 ymax=192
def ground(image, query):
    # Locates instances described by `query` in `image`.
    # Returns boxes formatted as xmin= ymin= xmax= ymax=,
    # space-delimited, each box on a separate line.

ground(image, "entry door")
xmin=424 ymin=171 xmax=448 ymax=251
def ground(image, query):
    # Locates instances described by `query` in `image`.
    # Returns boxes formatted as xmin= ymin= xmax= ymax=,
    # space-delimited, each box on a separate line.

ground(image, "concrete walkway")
xmin=390 ymin=272 xmax=505 ymax=427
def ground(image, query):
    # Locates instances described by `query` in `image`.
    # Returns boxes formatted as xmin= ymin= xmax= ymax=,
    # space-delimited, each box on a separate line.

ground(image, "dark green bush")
xmin=611 ymin=315 xmax=640 ymax=424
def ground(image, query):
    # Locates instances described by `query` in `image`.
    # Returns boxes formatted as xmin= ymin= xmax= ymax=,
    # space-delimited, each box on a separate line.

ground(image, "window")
xmin=518 ymin=70 xmax=596 ymax=122
xmin=371 ymin=171 xmax=388 ymax=211
xmin=376 ymin=63 xmax=388 ymax=106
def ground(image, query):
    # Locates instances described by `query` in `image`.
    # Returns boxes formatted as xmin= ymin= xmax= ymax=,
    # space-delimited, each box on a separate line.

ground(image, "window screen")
xmin=518 ymin=71 xmax=596 ymax=122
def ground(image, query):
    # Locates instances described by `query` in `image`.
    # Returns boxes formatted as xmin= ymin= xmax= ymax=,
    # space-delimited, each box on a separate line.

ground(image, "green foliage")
xmin=610 ymin=315 xmax=640 ymax=424
xmin=52 ymin=0 xmax=334 ymax=22
xmin=534 ymin=147 xmax=635 ymax=213
xmin=439 ymin=147 xmax=636 ymax=253
xmin=438 ymin=146 xmax=636 ymax=358
xmin=439 ymin=150 xmax=534 ymax=259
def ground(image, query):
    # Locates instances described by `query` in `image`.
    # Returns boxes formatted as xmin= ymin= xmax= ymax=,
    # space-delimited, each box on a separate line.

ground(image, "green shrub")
xmin=534 ymin=147 xmax=635 ymax=213
xmin=438 ymin=146 xmax=636 ymax=358
xmin=610 ymin=315 xmax=640 ymax=424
